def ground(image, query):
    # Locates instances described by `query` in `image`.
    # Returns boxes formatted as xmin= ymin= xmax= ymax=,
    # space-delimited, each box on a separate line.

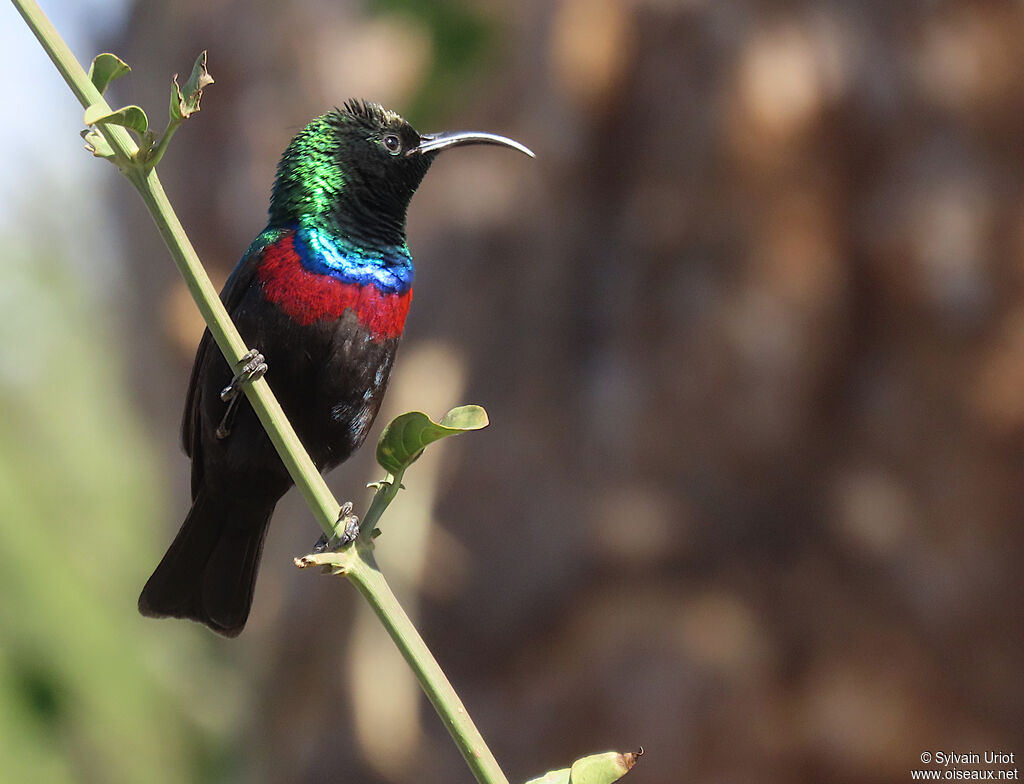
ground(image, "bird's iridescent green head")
xmin=268 ymin=99 xmax=533 ymax=249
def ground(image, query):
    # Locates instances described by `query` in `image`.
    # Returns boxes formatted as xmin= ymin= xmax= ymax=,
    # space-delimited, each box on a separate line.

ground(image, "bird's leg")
xmin=214 ymin=398 xmax=241 ymax=440
xmin=312 ymin=501 xmax=361 ymax=552
xmin=215 ymin=349 xmax=268 ymax=440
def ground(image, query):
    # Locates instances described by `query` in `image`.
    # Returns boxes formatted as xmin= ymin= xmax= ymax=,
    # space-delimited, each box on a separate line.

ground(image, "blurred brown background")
xmin=3 ymin=0 xmax=1023 ymax=782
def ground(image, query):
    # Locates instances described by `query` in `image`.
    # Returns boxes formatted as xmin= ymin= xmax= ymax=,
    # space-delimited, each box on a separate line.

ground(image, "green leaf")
xmin=170 ymin=50 xmax=214 ymax=123
xmin=87 ymin=53 xmax=130 ymax=95
xmin=568 ymin=751 xmax=641 ymax=784
xmin=375 ymin=405 xmax=488 ymax=475
xmin=80 ymin=128 xmax=115 ymax=159
xmin=525 ymin=751 xmax=642 ymax=784
xmin=84 ymin=103 xmax=149 ymax=135
xmin=524 ymin=769 xmax=570 ymax=784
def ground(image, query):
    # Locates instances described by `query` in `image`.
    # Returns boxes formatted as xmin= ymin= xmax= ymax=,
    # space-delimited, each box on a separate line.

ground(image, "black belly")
xmin=195 ymin=298 xmax=400 ymax=501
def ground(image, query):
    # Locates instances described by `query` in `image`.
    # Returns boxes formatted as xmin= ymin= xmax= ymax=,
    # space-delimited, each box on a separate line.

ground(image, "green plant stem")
xmin=358 ymin=470 xmax=405 ymax=542
xmin=146 ymin=118 xmax=181 ymax=170
xmin=13 ymin=2 xmax=510 ymax=782
xmin=349 ymin=546 xmax=509 ymax=784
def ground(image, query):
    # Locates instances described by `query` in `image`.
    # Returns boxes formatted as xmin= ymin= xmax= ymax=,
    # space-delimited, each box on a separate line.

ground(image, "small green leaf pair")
xmin=80 ymin=53 xmax=131 ymax=159
xmin=525 ymin=750 xmax=643 ymax=784
xmin=84 ymin=52 xmax=148 ymax=138
xmin=81 ymin=51 xmax=212 ymax=168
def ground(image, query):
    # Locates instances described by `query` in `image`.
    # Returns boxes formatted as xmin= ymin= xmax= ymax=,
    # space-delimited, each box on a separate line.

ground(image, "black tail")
xmin=139 ymin=488 xmax=273 ymax=637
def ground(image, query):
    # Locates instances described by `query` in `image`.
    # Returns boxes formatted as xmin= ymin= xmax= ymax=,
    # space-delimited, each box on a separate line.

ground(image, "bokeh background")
xmin=2 ymin=0 xmax=1023 ymax=782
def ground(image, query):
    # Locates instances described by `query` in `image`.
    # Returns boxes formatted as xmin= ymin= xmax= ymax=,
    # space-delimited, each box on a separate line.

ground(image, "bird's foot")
xmin=220 ymin=349 xmax=268 ymax=402
xmin=215 ymin=350 xmax=267 ymax=440
xmin=312 ymin=501 xmax=361 ymax=552
xmin=336 ymin=501 xmax=361 ymax=544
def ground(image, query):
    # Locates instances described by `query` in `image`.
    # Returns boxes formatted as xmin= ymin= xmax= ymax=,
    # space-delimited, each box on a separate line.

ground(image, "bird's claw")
xmin=215 ymin=350 xmax=267 ymax=440
xmin=336 ymin=501 xmax=361 ymax=544
xmin=311 ymin=501 xmax=361 ymax=552
xmin=220 ymin=349 xmax=268 ymax=402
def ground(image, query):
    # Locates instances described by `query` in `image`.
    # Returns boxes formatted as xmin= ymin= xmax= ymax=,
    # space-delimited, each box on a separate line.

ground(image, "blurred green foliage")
xmin=368 ymin=0 xmax=497 ymax=125
xmin=0 ymin=239 xmax=229 ymax=783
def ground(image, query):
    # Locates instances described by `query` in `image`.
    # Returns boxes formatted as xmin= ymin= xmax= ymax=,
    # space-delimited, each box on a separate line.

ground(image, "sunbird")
xmin=139 ymin=100 xmax=532 ymax=636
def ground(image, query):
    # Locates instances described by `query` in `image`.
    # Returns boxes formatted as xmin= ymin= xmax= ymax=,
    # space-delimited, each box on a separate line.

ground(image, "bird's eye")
xmin=383 ymin=134 xmax=402 ymax=154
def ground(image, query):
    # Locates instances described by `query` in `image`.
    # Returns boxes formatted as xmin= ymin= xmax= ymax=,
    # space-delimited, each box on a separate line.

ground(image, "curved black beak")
xmin=408 ymin=130 xmax=535 ymax=158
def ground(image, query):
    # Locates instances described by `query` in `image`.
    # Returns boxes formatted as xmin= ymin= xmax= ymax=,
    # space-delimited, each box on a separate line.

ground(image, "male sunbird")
xmin=139 ymin=100 xmax=532 ymax=636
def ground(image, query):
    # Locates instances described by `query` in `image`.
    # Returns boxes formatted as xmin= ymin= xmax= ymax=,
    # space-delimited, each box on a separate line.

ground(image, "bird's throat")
xmin=295 ymin=226 xmax=413 ymax=293
xmin=256 ymin=229 xmax=413 ymax=339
